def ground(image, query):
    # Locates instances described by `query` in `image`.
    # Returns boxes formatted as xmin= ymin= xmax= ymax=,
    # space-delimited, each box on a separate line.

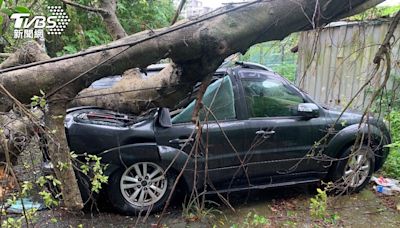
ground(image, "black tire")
xmin=107 ymin=162 xmax=176 ymax=215
xmin=330 ymin=145 xmax=375 ymax=193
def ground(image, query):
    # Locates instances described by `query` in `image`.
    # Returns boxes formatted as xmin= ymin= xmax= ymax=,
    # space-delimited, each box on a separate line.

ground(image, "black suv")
xmin=64 ymin=62 xmax=391 ymax=214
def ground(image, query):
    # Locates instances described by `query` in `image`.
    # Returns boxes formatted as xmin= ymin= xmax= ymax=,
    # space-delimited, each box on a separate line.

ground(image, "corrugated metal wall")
xmin=296 ymin=20 xmax=400 ymax=110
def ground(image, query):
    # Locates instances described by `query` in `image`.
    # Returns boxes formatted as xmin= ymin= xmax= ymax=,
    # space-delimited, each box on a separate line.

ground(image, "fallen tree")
xmin=0 ymin=0 xmax=385 ymax=210
xmin=72 ymin=64 xmax=184 ymax=113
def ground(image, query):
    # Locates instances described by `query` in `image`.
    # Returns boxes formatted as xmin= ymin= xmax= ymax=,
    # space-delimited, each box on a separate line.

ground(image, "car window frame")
xmin=237 ymin=69 xmax=315 ymax=120
xmin=171 ymin=74 xmax=242 ymax=126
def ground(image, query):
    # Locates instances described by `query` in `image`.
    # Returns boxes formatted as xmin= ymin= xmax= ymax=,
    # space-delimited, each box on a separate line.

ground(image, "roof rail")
xmin=234 ymin=61 xmax=273 ymax=72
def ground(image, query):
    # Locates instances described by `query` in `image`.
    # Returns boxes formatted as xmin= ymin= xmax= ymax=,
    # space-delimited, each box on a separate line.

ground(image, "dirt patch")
xmin=2 ymin=184 xmax=400 ymax=227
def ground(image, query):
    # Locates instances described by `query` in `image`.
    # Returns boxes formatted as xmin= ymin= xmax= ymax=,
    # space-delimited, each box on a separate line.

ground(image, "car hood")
xmin=64 ymin=107 xmax=157 ymax=155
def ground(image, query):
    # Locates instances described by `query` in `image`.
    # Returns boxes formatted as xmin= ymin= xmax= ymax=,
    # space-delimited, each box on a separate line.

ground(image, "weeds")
xmin=0 ymin=152 xmax=108 ymax=227
xmin=230 ymin=211 xmax=270 ymax=228
xmin=309 ymin=188 xmax=340 ymax=225
xmin=382 ymin=110 xmax=400 ymax=178
xmin=310 ymin=188 xmax=328 ymax=220
xmin=182 ymin=197 xmax=222 ymax=223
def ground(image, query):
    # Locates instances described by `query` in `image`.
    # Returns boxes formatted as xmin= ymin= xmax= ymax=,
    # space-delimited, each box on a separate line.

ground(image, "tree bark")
xmin=45 ymin=99 xmax=83 ymax=210
xmin=99 ymin=0 xmax=127 ymax=40
xmin=0 ymin=0 xmax=384 ymax=111
xmin=0 ymin=41 xmax=49 ymax=69
xmin=0 ymin=111 xmax=34 ymax=164
xmin=71 ymin=63 xmax=189 ymax=114
xmin=0 ymin=0 xmax=384 ymax=211
xmin=0 ymin=41 xmax=49 ymax=165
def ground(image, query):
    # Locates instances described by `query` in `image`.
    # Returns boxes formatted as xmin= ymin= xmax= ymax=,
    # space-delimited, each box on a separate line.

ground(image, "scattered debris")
xmin=6 ymin=198 xmax=45 ymax=214
xmin=373 ymin=185 xmax=394 ymax=195
xmin=371 ymin=176 xmax=399 ymax=187
xmin=371 ymin=176 xmax=400 ymax=194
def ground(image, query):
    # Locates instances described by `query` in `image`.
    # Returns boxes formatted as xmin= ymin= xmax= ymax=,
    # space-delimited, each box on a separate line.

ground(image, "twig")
xmin=0 ymin=53 xmax=11 ymax=58
xmin=171 ymin=0 xmax=187 ymax=25
xmin=191 ymin=75 xmax=212 ymax=123
xmin=373 ymin=10 xmax=400 ymax=64
xmin=0 ymin=0 xmax=261 ymax=74
xmin=60 ymin=0 xmax=109 ymax=14
xmin=28 ymin=0 xmax=39 ymax=8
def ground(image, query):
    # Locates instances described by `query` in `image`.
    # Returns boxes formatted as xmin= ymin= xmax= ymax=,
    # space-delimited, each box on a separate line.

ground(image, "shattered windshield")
xmin=172 ymin=76 xmax=236 ymax=123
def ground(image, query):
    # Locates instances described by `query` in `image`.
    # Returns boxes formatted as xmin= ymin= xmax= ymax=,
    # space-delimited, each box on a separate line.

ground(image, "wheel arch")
xmin=326 ymin=123 xmax=389 ymax=174
xmin=99 ymin=143 xmax=193 ymax=193
xmin=157 ymin=145 xmax=194 ymax=193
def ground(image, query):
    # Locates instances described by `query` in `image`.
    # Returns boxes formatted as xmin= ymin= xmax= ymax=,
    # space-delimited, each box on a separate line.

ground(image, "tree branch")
xmin=61 ymin=0 xmax=126 ymax=40
xmin=0 ymin=53 xmax=11 ymax=58
xmin=374 ymin=10 xmax=400 ymax=64
xmin=171 ymin=0 xmax=187 ymax=25
xmin=60 ymin=0 xmax=109 ymax=14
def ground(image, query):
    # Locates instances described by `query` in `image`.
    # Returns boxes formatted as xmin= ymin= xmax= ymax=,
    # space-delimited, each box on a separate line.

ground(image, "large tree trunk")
xmin=72 ymin=64 xmax=187 ymax=113
xmin=0 ymin=0 xmax=384 ymax=210
xmin=45 ymin=100 xmax=83 ymax=210
xmin=0 ymin=0 xmax=384 ymax=110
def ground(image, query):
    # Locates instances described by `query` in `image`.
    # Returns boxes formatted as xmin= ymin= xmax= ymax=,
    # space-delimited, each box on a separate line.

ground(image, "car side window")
xmin=241 ymin=77 xmax=304 ymax=118
xmin=172 ymin=76 xmax=236 ymax=123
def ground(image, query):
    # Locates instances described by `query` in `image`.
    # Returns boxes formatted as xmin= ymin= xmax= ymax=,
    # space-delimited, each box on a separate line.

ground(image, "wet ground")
xmin=3 ymin=142 xmax=398 ymax=227
xmin=22 ymin=183 xmax=400 ymax=227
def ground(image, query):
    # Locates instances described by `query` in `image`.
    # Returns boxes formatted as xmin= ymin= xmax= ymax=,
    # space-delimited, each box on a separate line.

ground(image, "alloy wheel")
xmin=343 ymin=150 xmax=371 ymax=188
xmin=120 ymin=162 xmax=167 ymax=207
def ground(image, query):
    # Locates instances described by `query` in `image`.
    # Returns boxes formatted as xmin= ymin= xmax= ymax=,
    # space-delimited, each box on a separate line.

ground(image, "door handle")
xmin=255 ymin=130 xmax=275 ymax=138
xmin=169 ymin=138 xmax=194 ymax=146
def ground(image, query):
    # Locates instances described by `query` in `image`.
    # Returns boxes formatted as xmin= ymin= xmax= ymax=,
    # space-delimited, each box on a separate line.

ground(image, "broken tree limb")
xmin=0 ymin=0 xmax=385 ymax=112
xmin=0 ymin=111 xmax=33 ymax=164
xmin=0 ymin=41 xmax=50 ymax=164
xmin=72 ymin=63 xmax=188 ymax=113
xmin=0 ymin=41 xmax=50 ymax=69
xmin=0 ymin=53 xmax=11 ymax=58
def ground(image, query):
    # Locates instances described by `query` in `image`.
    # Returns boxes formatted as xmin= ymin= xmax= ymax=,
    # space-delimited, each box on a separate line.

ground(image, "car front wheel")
xmin=107 ymin=161 xmax=175 ymax=215
xmin=331 ymin=145 xmax=375 ymax=193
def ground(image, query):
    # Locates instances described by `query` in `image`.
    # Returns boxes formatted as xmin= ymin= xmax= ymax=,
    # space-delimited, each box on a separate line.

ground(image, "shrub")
xmin=382 ymin=110 xmax=400 ymax=178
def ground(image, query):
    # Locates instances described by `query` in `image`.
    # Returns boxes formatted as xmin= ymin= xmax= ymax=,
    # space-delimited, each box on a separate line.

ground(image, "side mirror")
xmin=157 ymin=108 xmax=172 ymax=128
xmin=297 ymin=103 xmax=319 ymax=119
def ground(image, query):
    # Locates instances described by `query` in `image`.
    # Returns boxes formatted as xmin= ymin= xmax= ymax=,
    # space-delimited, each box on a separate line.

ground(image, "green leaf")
xmin=36 ymin=176 xmax=47 ymax=187
xmin=70 ymin=151 xmax=78 ymax=159
xmin=0 ymin=15 xmax=3 ymax=34
xmin=1 ymin=8 xmax=13 ymax=16
xmin=39 ymin=99 xmax=46 ymax=108
xmin=14 ymin=6 xmax=30 ymax=14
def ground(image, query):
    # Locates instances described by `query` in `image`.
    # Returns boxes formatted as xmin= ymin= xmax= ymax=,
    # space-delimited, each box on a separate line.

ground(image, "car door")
xmin=155 ymin=76 xmax=248 ymax=189
xmin=237 ymin=70 xmax=327 ymax=182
